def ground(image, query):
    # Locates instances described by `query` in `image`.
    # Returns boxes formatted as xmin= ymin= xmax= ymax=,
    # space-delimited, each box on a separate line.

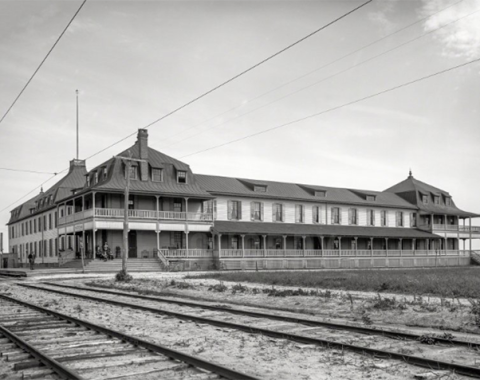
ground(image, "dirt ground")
xmin=1 ymin=272 xmax=478 ymax=380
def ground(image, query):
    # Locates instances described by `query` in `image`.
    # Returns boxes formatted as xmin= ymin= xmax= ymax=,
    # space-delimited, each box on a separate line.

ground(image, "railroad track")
xmin=0 ymin=293 xmax=259 ymax=380
xmin=17 ymin=282 xmax=480 ymax=378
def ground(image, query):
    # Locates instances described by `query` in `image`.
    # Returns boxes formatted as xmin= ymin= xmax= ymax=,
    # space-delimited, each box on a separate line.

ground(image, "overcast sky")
xmin=1 ymin=0 xmax=479 ymax=249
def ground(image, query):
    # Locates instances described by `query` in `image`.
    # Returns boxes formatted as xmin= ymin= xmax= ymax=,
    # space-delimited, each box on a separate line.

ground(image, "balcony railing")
xmin=418 ymin=224 xmax=480 ymax=233
xmin=58 ymin=208 xmax=213 ymax=224
xmin=219 ymin=249 xmax=470 ymax=258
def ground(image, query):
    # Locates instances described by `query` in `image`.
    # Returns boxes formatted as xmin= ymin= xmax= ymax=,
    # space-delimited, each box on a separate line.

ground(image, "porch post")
xmin=338 ymin=237 xmax=342 ymax=253
xmin=412 ymin=238 xmax=416 ymax=253
xmin=370 ymin=237 xmax=373 ymax=256
xmin=218 ymin=234 xmax=222 ymax=257
xmin=92 ymin=192 xmax=96 ymax=260
xmin=241 ymin=235 xmax=245 ymax=258
xmin=354 ymin=237 xmax=358 ymax=253
xmin=302 ymin=236 xmax=306 ymax=256
xmin=320 ymin=236 xmax=324 ymax=256
xmin=262 ymin=235 xmax=267 ymax=257
xmin=385 ymin=238 xmax=389 ymax=256
xmin=399 ymin=238 xmax=402 ymax=257
xmin=283 ymin=235 xmax=287 ymax=257
xmin=185 ymin=229 xmax=189 ymax=255
xmin=156 ymin=230 xmax=160 ymax=253
xmin=469 ymin=217 xmax=472 ymax=252
xmin=81 ymin=226 xmax=85 ymax=273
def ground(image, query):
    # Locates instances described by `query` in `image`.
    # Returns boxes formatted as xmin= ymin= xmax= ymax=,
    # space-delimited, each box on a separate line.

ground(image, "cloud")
xmin=422 ymin=0 xmax=480 ymax=59
xmin=368 ymin=0 xmax=399 ymax=34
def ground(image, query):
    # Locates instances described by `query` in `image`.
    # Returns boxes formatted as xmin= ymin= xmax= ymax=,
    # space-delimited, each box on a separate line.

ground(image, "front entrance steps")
xmin=61 ymin=258 xmax=163 ymax=272
xmin=471 ymin=252 xmax=480 ymax=265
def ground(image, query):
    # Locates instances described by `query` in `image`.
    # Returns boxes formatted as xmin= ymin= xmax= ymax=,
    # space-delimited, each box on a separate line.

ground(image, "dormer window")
xmin=422 ymin=194 xmax=428 ymax=204
xmin=253 ymin=185 xmax=266 ymax=192
xmin=152 ymin=168 xmax=163 ymax=182
xmin=445 ymin=197 xmax=451 ymax=206
xmin=128 ymin=166 xmax=137 ymax=180
xmin=177 ymin=170 xmax=187 ymax=184
xmin=315 ymin=190 xmax=326 ymax=197
xmin=434 ymin=195 xmax=440 ymax=205
xmin=94 ymin=172 xmax=99 ymax=184
xmin=103 ymin=167 xmax=108 ymax=180
xmin=366 ymin=195 xmax=376 ymax=202
xmin=86 ymin=176 xmax=91 ymax=187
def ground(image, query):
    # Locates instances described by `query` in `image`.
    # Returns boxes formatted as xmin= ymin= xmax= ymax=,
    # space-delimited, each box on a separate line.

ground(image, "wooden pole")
xmin=123 ymin=157 xmax=131 ymax=273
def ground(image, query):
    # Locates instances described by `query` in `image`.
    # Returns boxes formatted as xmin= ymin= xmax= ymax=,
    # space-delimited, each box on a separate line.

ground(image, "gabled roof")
xmin=195 ymin=174 xmax=416 ymax=209
xmin=8 ymin=159 xmax=87 ymax=224
xmin=385 ymin=175 xmax=449 ymax=196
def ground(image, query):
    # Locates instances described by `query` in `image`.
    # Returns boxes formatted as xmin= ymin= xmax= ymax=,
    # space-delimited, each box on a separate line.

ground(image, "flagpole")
xmin=76 ymin=89 xmax=79 ymax=159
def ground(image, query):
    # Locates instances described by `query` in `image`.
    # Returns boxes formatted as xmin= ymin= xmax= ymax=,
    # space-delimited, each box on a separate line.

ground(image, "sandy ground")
xmin=1 ymin=273 xmax=479 ymax=379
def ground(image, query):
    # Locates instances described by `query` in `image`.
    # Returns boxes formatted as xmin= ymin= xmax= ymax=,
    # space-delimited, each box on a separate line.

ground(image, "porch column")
xmin=283 ymin=235 xmax=287 ymax=257
xmin=184 ymin=197 xmax=189 ymax=218
xmin=156 ymin=230 xmax=160 ymax=253
xmin=412 ymin=238 xmax=416 ymax=253
xmin=241 ymin=235 xmax=245 ymax=258
xmin=338 ymin=237 xmax=342 ymax=252
xmin=302 ymin=236 xmax=306 ymax=256
xmin=73 ymin=224 xmax=76 ymax=254
xmin=262 ymin=235 xmax=267 ymax=257
xmin=399 ymin=238 xmax=402 ymax=257
xmin=155 ymin=196 xmax=160 ymax=234
xmin=81 ymin=226 xmax=85 ymax=272
xmin=370 ymin=237 xmax=373 ymax=256
xmin=354 ymin=237 xmax=358 ymax=253
xmin=218 ymin=234 xmax=222 ymax=258
xmin=385 ymin=238 xmax=389 ymax=256
xmin=92 ymin=192 xmax=96 ymax=260
xmin=469 ymin=217 xmax=472 ymax=252
xmin=320 ymin=236 xmax=324 ymax=255
xmin=185 ymin=230 xmax=189 ymax=254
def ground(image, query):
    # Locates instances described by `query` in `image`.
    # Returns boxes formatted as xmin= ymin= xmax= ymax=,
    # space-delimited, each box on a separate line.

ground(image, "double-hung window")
xmin=295 ymin=204 xmax=305 ymax=223
xmin=396 ymin=211 xmax=404 ymax=227
xmin=410 ymin=212 xmax=416 ymax=227
xmin=272 ymin=203 xmax=284 ymax=222
xmin=367 ymin=209 xmax=375 ymax=226
xmin=251 ymin=202 xmax=263 ymax=221
xmin=331 ymin=207 xmax=341 ymax=224
xmin=228 ymin=200 xmax=242 ymax=220
xmin=312 ymin=206 xmax=321 ymax=224
xmin=348 ymin=208 xmax=358 ymax=225
xmin=177 ymin=171 xmax=187 ymax=184
xmin=152 ymin=168 xmax=163 ymax=182
xmin=380 ymin=210 xmax=387 ymax=226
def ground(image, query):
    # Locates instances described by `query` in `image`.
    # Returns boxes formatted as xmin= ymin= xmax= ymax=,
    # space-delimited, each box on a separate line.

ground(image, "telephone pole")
xmin=114 ymin=153 xmax=146 ymax=274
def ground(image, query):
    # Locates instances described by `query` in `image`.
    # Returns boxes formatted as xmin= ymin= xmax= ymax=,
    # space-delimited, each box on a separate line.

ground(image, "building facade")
xmin=7 ymin=129 xmax=480 ymax=270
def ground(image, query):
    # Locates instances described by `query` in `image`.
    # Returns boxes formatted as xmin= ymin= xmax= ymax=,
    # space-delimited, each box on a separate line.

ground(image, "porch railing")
xmin=161 ymin=249 xmax=213 ymax=258
xmin=219 ymin=249 xmax=470 ymax=258
xmin=92 ymin=208 xmax=213 ymax=222
xmin=419 ymin=224 xmax=480 ymax=233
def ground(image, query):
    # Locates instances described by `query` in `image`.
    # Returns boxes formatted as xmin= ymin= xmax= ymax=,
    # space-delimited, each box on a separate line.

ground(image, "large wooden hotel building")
xmin=7 ymin=129 xmax=480 ymax=270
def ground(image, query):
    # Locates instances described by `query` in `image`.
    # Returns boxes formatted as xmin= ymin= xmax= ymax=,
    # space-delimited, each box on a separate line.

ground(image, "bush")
xmin=115 ymin=269 xmax=133 ymax=282
xmin=208 ymin=282 xmax=228 ymax=292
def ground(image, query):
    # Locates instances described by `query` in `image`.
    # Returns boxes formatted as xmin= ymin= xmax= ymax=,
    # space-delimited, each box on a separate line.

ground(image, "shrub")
xmin=115 ymin=269 xmax=133 ymax=283
xmin=208 ymin=282 xmax=228 ymax=292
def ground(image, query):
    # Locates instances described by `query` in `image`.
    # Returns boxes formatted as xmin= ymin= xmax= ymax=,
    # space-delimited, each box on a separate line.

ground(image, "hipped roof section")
xmin=195 ymin=174 xmax=416 ymax=209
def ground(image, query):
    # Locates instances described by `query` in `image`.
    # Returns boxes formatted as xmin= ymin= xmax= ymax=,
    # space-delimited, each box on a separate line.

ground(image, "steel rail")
xmin=0 ymin=293 xmax=260 ymax=380
xmin=18 ymin=283 xmax=480 ymax=378
xmin=0 ymin=321 xmax=86 ymax=380
xmin=43 ymin=281 xmax=480 ymax=349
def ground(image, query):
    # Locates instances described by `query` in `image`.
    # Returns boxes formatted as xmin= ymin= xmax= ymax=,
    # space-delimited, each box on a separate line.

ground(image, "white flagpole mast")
xmin=76 ymin=89 xmax=79 ymax=159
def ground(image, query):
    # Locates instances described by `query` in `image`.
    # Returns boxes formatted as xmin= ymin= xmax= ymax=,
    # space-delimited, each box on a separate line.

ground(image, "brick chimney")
xmin=137 ymin=129 xmax=149 ymax=181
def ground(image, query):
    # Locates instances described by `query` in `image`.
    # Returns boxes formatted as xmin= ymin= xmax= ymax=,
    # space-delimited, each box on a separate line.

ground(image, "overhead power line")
xmin=83 ymin=0 xmax=373 ymax=162
xmin=179 ymin=57 xmax=480 ymax=159
xmin=0 ymin=167 xmax=57 ymax=175
xmin=0 ymin=0 xmax=87 ymax=125
xmin=159 ymin=0 xmax=465 ymax=147
xmin=168 ymin=1 xmax=478 ymax=148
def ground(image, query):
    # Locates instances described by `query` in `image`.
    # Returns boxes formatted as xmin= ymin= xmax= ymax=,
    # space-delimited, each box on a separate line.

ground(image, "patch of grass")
xmin=187 ymin=268 xmax=480 ymax=298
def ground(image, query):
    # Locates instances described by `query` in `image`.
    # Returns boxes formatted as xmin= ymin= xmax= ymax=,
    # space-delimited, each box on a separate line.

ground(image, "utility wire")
xmin=0 ymin=174 xmax=59 ymax=213
xmin=0 ymin=167 xmax=57 ymax=175
xmin=159 ymin=0 xmax=465 ymax=146
xmin=83 ymin=0 xmax=373 ymax=162
xmin=0 ymin=0 xmax=87 ymax=125
xmin=180 ymin=57 xmax=480 ymax=159
xmin=169 ymin=2 xmax=479 ymax=148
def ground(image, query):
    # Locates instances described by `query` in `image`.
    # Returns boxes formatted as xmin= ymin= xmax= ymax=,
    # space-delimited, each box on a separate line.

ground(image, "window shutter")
xmin=372 ymin=211 xmax=375 ymax=226
xmin=260 ymin=203 xmax=264 ymax=221
xmin=331 ymin=208 xmax=334 ymax=224
xmin=238 ymin=202 xmax=242 ymax=220
xmin=227 ymin=201 xmax=232 ymax=220
xmin=312 ymin=206 xmax=316 ymax=223
xmin=250 ymin=202 xmax=254 ymax=221
xmin=339 ymin=209 xmax=342 ymax=224
xmin=272 ymin=204 xmax=276 ymax=222
xmin=282 ymin=204 xmax=286 ymax=222
xmin=348 ymin=208 xmax=352 ymax=224
xmin=302 ymin=206 xmax=305 ymax=223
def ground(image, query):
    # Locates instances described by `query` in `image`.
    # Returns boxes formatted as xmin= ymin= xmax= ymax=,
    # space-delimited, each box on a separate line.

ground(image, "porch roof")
xmin=213 ymin=221 xmax=440 ymax=239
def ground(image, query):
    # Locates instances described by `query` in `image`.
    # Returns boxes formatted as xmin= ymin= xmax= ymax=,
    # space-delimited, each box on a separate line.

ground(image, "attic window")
xmin=315 ymin=191 xmax=326 ymax=197
xmin=366 ymin=195 xmax=376 ymax=202
xmin=254 ymin=185 xmax=266 ymax=193
xmin=445 ymin=197 xmax=451 ymax=206
xmin=86 ymin=176 xmax=91 ymax=187
xmin=94 ymin=172 xmax=99 ymax=184
xmin=152 ymin=168 xmax=163 ymax=182
xmin=177 ymin=171 xmax=187 ymax=184
xmin=422 ymin=194 xmax=428 ymax=204
xmin=434 ymin=195 xmax=440 ymax=205
xmin=103 ymin=167 xmax=108 ymax=180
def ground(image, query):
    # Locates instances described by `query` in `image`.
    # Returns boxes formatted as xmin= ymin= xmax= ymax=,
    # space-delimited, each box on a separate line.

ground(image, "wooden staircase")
xmin=59 ymin=259 xmax=164 ymax=272
xmin=471 ymin=251 xmax=480 ymax=266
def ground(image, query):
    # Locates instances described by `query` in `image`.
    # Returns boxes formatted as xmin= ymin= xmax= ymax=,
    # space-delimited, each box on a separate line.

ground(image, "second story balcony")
xmin=59 ymin=208 xmax=213 ymax=225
